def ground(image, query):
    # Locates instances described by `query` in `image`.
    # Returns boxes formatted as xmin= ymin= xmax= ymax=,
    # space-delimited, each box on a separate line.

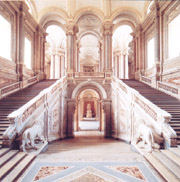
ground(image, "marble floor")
xmin=20 ymin=131 xmax=165 ymax=182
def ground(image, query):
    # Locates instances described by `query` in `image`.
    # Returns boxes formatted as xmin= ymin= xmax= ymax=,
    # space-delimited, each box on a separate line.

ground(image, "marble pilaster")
xmin=102 ymin=99 xmax=111 ymax=138
xmin=67 ymin=99 xmax=76 ymax=138
xmin=103 ymin=22 xmax=112 ymax=76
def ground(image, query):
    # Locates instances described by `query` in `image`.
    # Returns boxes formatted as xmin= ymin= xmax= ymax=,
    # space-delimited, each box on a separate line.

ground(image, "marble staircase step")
xmin=152 ymin=150 xmax=180 ymax=179
xmin=3 ymin=154 xmax=35 ymax=182
xmin=0 ymin=150 xmax=19 ymax=167
xmin=0 ymin=148 xmax=10 ymax=157
xmin=0 ymin=124 xmax=10 ymax=127
xmin=170 ymin=147 xmax=180 ymax=157
xmin=161 ymin=149 xmax=180 ymax=167
xmin=0 ymin=80 xmax=57 ymax=147
xmin=145 ymin=153 xmax=180 ymax=182
xmin=0 ymin=152 xmax=27 ymax=180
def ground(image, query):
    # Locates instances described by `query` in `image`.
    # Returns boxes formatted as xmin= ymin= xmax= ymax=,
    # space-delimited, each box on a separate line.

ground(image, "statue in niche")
xmin=86 ymin=103 xmax=92 ymax=118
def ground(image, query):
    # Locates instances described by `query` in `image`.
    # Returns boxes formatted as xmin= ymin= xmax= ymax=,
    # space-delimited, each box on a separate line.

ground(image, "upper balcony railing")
xmin=74 ymin=72 xmax=105 ymax=77
xmin=0 ymin=76 xmax=38 ymax=100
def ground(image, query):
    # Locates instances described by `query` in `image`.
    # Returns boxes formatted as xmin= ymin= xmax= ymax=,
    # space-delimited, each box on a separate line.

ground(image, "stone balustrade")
xmin=111 ymin=76 xmax=176 ymax=147
xmin=141 ymin=75 xmax=152 ymax=85
xmin=141 ymin=75 xmax=180 ymax=100
xmin=3 ymin=77 xmax=67 ymax=146
xmin=74 ymin=72 xmax=105 ymax=77
xmin=0 ymin=76 xmax=38 ymax=99
xmin=157 ymin=81 xmax=179 ymax=98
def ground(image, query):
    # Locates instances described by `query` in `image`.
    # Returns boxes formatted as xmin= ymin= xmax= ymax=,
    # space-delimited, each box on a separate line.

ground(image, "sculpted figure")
xmin=21 ymin=122 xmax=44 ymax=152
xmin=86 ymin=103 xmax=92 ymax=118
xmin=134 ymin=119 xmax=161 ymax=152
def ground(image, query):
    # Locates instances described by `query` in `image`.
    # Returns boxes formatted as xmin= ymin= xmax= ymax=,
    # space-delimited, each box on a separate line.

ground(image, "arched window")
xmin=147 ymin=37 xmax=155 ymax=68
xmin=0 ymin=15 xmax=11 ymax=60
xmin=168 ymin=14 xmax=180 ymax=59
xmin=24 ymin=37 xmax=32 ymax=69
xmin=112 ymin=25 xmax=132 ymax=79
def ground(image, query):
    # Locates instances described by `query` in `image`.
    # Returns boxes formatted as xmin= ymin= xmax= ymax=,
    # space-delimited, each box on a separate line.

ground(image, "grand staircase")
xmin=0 ymin=148 xmax=35 ymax=182
xmin=122 ymin=79 xmax=180 ymax=145
xmin=0 ymin=80 xmax=57 ymax=147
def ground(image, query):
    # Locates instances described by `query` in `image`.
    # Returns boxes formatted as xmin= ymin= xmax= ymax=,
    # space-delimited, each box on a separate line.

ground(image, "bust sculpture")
xmin=86 ymin=103 xmax=92 ymax=118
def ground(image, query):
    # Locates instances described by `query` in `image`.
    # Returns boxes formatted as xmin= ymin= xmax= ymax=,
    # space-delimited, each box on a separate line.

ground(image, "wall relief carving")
xmin=78 ymin=15 xmax=101 ymax=29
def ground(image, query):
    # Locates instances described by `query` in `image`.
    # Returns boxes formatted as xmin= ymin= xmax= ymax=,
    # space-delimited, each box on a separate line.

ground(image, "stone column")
xmin=154 ymin=1 xmax=160 ymax=81
xmin=50 ymin=54 xmax=55 ymax=79
xmin=76 ymin=43 xmax=80 ymax=72
xmin=102 ymin=99 xmax=111 ymax=138
xmin=134 ymin=25 xmax=142 ymax=80
xmin=103 ymin=22 xmax=112 ymax=77
xmin=18 ymin=4 xmax=25 ymax=81
xmin=67 ymin=99 xmax=76 ymax=138
xmin=66 ymin=23 xmax=77 ymax=77
xmin=55 ymin=54 xmax=60 ymax=79
xmin=120 ymin=53 xmax=124 ymax=78
xmin=125 ymin=54 xmax=129 ymax=79
xmin=61 ymin=55 xmax=65 ymax=77
xmin=99 ymin=41 xmax=102 ymax=72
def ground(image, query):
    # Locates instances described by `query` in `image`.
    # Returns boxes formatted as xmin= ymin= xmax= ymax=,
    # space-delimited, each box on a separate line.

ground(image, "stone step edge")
xmin=0 ymin=152 xmax=27 ymax=180
xmin=145 ymin=153 xmax=180 ymax=182
xmin=3 ymin=154 xmax=36 ymax=182
xmin=0 ymin=148 xmax=11 ymax=158
xmin=161 ymin=150 xmax=180 ymax=168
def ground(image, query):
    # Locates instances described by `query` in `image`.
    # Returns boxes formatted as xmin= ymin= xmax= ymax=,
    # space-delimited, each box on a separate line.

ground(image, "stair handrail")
xmin=157 ymin=81 xmax=180 ymax=100
xmin=0 ymin=76 xmax=38 ymax=100
xmin=3 ymin=77 xmax=65 ymax=146
xmin=113 ymin=76 xmax=177 ymax=147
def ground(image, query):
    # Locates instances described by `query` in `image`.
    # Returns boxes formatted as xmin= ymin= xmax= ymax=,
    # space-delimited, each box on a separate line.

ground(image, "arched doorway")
xmin=67 ymin=81 xmax=111 ymax=138
xmin=74 ymin=89 xmax=104 ymax=132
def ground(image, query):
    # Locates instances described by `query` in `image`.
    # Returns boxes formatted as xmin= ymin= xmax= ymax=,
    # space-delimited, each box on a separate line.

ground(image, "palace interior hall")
xmin=1 ymin=0 xmax=180 ymax=181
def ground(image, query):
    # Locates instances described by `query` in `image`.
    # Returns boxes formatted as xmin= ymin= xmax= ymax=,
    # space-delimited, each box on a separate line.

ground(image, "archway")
xmin=67 ymin=81 xmax=111 ymax=138
xmin=74 ymin=89 xmax=103 ymax=132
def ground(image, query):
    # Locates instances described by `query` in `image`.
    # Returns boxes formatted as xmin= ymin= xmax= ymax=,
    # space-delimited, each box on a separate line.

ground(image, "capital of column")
xmin=66 ymin=23 xmax=78 ymax=36
xmin=102 ymin=99 xmax=111 ymax=111
xmin=103 ymin=22 xmax=112 ymax=35
xmin=67 ymin=99 xmax=76 ymax=111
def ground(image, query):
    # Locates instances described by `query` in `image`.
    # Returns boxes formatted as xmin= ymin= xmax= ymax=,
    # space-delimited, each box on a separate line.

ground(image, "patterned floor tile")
xmin=108 ymin=165 xmax=146 ymax=181
xmin=22 ymin=162 xmax=158 ymax=182
xmin=33 ymin=166 xmax=69 ymax=181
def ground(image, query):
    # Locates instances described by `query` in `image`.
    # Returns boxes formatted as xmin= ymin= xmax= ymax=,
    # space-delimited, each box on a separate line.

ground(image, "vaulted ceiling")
xmin=29 ymin=0 xmax=150 ymax=24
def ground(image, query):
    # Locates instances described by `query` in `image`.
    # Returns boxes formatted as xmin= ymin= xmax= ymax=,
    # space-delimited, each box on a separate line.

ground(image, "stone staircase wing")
xmin=122 ymin=79 xmax=180 ymax=145
xmin=0 ymin=79 xmax=57 ymax=147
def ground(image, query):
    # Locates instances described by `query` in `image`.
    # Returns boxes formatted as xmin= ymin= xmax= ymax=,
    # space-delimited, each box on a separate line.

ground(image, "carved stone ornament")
xmin=78 ymin=15 xmax=101 ymax=29
xmin=134 ymin=119 xmax=163 ymax=152
xmin=20 ymin=121 xmax=45 ymax=152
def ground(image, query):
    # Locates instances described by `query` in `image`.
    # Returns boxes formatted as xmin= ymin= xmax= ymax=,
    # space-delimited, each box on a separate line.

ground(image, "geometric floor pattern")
xmin=22 ymin=161 xmax=158 ymax=182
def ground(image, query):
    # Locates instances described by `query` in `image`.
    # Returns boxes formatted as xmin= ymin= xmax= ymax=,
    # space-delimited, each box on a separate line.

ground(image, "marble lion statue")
xmin=21 ymin=123 xmax=44 ymax=152
xmin=135 ymin=119 xmax=160 ymax=152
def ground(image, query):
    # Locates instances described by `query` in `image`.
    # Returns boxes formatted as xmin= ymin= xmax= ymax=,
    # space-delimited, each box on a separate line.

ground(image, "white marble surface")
xmin=79 ymin=121 xmax=100 ymax=130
